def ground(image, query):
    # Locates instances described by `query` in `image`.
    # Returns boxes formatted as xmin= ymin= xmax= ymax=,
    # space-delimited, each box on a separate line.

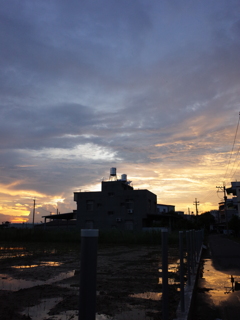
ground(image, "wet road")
xmin=193 ymin=234 xmax=240 ymax=320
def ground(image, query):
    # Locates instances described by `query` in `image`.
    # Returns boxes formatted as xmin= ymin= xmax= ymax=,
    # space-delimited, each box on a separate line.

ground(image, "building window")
xmin=126 ymin=199 xmax=134 ymax=209
xmin=108 ymin=192 xmax=114 ymax=197
xmin=85 ymin=220 xmax=94 ymax=228
xmin=108 ymin=211 xmax=114 ymax=215
xmin=148 ymin=199 xmax=151 ymax=210
xmin=86 ymin=200 xmax=94 ymax=211
xmin=125 ymin=220 xmax=134 ymax=230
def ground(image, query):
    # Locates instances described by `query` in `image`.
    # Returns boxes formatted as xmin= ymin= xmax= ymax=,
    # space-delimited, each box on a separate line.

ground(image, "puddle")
xmin=12 ymin=264 xmax=38 ymax=269
xmin=199 ymin=259 xmax=240 ymax=305
xmin=21 ymin=297 xmax=62 ymax=320
xmin=113 ymin=309 xmax=155 ymax=320
xmin=22 ymin=303 xmax=114 ymax=320
xmin=37 ymin=311 xmax=113 ymax=320
xmin=0 ymin=270 xmax=75 ymax=291
xmin=0 ymin=247 xmax=26 ymax=251
xmin=12 ymin=261 xmax=62 ymax=268
xmin=130 ymin=291 xmax=162 ymax=300
xmin=158 ymin=262 xmax=179 ymax=274
xmin=0 ymin=246 xmax=31 ymax=259
xmin=158 ymin=262 xmax=180 ymax=285
xmin=21 ymin=304 xmax=155 ymax=320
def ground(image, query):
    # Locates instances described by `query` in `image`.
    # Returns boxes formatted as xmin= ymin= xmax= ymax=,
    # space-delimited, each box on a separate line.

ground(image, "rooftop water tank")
xmin=110 ymin=167 xmax=117 ymax=176
xmin=121 ymin=174 xmax=127 ymax=181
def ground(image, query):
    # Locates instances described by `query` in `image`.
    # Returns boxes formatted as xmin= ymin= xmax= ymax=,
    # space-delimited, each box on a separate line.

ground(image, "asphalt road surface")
xmin=193 ymin=234 xmax=240 ymax=320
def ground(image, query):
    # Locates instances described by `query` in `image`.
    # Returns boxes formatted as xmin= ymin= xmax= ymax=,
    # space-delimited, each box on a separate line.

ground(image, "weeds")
xmin=0 ymin=228 xmax=180 ymax=246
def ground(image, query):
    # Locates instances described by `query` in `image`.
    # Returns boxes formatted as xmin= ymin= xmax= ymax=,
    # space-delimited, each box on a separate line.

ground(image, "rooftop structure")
xmin=74 ymin=168 xmax=157 ymax=230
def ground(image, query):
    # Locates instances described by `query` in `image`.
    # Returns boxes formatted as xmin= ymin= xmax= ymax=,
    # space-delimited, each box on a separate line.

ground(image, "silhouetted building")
xmin=226 ymin=182 xmax=240 ymax=217
xmin=74 ymin=168 xmax=157 ymax=230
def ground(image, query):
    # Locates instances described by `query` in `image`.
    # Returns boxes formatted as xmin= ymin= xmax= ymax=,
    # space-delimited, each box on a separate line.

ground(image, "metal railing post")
xmin=162 ymin=230 xmax=169 ymax=320
xmin=79 ymin=229 xmax=99 ymax=320
xmin=179 ymin=231 xmax=185 ymax=312
xmin=186 ymin=230 xmax=191 ymax=286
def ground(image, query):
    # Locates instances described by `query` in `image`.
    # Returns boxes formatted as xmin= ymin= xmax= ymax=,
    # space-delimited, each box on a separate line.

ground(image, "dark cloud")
xmin=0 ymin=0 xmax=240 ymax=217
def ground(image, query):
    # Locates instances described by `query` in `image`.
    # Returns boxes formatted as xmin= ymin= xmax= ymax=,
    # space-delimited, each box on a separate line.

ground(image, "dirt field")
xmin=0 ymin=243 xmax=180 ymax=320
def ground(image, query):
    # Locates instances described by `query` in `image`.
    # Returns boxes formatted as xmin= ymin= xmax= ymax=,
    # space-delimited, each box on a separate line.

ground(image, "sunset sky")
xmin=1 ymin=0 xmax=240 ymax=224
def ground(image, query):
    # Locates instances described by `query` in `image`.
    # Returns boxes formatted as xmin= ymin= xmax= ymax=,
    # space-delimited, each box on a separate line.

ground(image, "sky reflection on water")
xmin=0 ymin=270 xmax=75 ymax=291
xmin=200 ymin=259 xmax=240 ymax=305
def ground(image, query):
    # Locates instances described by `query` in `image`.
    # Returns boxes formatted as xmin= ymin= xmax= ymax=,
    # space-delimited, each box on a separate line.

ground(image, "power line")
xmin=230 ymin=147 xmax=240 ymax=180
xmin=224 ymin=112 xmax=240 ymax=180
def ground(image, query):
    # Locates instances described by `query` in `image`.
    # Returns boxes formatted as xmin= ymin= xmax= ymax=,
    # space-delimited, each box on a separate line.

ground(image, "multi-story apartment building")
xmin=73 ymin=169 xmax=157 ymax=230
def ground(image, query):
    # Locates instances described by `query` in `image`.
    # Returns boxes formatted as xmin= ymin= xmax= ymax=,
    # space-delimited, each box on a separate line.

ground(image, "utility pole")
xmin=193 ymin=198 xmax=200 ymax=216
xmin=216 ymin=184 xmax=228 ymax=234
xmin=32 ymin=199 xmax=36 ymax=228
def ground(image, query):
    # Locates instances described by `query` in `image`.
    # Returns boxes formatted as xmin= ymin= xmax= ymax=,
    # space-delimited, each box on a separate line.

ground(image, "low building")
xmin=157 ymin=204 xmax=175 ymax=214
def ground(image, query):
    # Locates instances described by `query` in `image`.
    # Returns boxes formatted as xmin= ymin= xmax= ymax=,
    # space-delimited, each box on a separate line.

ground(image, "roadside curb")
xmin=174 ymin=246 xmax=203 ymax=320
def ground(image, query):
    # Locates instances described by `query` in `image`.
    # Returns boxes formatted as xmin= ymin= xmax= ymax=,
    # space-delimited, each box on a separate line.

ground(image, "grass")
xmin=0 ymin=227 xmax=181 ymax=246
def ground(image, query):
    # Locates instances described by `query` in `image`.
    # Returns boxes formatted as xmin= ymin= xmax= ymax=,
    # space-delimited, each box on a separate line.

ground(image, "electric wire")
xmin=229 ymin=144 xmax=240 ymax=179
xmin=224 ymin=112 xmax=240 ymax=181
xmin=193 ymin=113 xmax=240 ymax=213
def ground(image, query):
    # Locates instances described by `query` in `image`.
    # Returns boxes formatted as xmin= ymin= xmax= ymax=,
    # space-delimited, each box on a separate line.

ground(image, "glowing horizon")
xmin=0 ymin=1 xmax=240 ymax=223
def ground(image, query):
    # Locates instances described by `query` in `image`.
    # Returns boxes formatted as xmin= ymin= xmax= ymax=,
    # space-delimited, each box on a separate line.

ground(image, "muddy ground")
xmin=0 ymin=243 xmax=181 ymax=320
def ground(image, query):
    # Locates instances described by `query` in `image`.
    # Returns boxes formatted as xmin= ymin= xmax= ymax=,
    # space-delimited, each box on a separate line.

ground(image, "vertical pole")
xmin=179 ymin=231 xmax=185 ymax=312
xmin=198 ymin=230 xmax=201 ymax=260
xmin=79 ymin=229 xmax=99 ymax=320
xmin=193 ymin=230 xmax=196 ymax=268
xmin=197 ymin=231 xmax=200 ymax=261
xmin=186 ymin=231 xmax=191 ymax=286
xmin=32 ymin=199 xmax=36 ymax=228
xmin=224 ymin=186 xmax=229 ymax=235
xmin=162 ymin=230 xmax=169 ymax=320
xmin=190 ymin=230 xmax=195 ymax=274
xmin=195 ymin=230 xmax=199 ymax=262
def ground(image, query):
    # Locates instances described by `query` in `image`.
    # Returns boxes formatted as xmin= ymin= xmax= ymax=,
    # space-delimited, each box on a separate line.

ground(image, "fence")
xmin=79 ymin=228 xmax=204 ymax=320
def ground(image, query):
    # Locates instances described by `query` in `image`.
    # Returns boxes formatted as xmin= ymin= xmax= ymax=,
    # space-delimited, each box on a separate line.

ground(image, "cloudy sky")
xmin=1 ymin=0 xmax=240 ymax=223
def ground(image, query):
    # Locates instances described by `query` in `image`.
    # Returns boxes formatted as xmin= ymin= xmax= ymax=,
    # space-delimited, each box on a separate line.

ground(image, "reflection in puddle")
xmin=158 ymin=262 xmax=180 ymax=285
xmin=21 ymin=305 xmax=155 ymax=320
xmin=114 ymin=309 xmax=155 ymax=320
xmin=0 ymin=270 xmax=75 ymax=291
xmin=21 ymin=306 xmax=114 ymax=320
xmin=130 ymin=291 xmax=162 ymax=300
xmin=12 ymin=261 xmax=62 ymax=269
xmin=0 ymin=247 xmax=26 ymax=252
xmin=12 ymin=265 xmax=38 ymax=269
xmin=41 ymin=261 xmax=62 ymax=267
xmin=200 ymin=259 xmax=240 ymax=305
xmin=21 ymin=297 xmax=62 ymax=320
xmin=39 ymin=312 xmax=113 ymax=320
xmin=0 ymin=246 xmax=31 ymax=259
